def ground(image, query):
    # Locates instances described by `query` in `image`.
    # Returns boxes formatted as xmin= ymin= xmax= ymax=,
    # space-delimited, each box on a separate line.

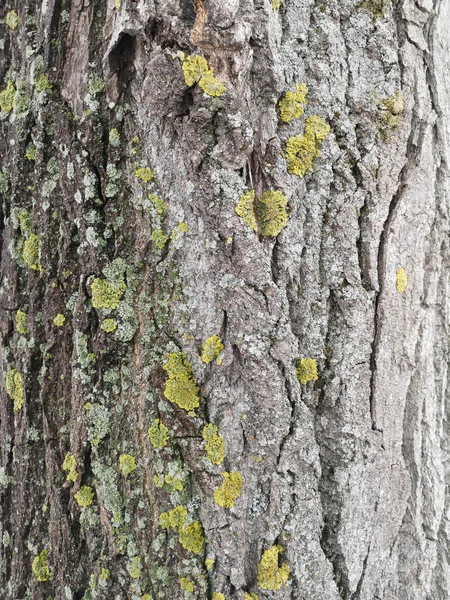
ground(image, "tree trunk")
xmin=1 ymin=0 xmax=449 ymax=598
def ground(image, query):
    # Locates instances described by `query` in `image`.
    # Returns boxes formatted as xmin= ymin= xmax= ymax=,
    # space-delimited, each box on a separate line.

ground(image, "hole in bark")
xmin=107 ymin=33 xmax=136 ymax=96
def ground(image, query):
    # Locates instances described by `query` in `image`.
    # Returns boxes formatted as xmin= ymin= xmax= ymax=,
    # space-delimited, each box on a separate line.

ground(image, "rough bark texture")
xmin=0 ymin=0 xmax=449 ymax=599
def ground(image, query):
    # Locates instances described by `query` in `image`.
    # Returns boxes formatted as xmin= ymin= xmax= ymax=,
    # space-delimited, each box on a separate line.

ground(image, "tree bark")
xmin=1 ymin=0 xmax=449 ymax=599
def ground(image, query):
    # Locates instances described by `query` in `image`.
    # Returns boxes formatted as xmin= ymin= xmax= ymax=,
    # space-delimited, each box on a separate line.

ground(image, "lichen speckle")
xmin=0 ymin=81 xmax=15 ymax=112
xmin=16 ymin=310 xmax=28 ymax=335
xmin=180 ymin=577 xmax=195 ymax=592
xmin=296 ymin=358 xmax=318 ymax=385
xmin=396 ymin=267 xmax=408 ymax=292
xmin=101 ymin=318 xmax=117 ymax=333
xmin=214 ymin=471 xmax=243 ymax=508
xmin=148 ymin=418 xmax=170 ymax=449
xmin=286 ymin=115 xmax=330 ymax=177
xmin=279 ymin=83 xmax=308 ymax=122
xmin=202 ymin=424 xmax=225 ymax=465
xmin=32 ymin=550 xmax=51 ymax=582
xmin=135 ymin=167 xmax=154 ymax=182
xmin=119 ymin=454 xmax=137 ymax=476
xmin=200 ymin=335 xmax=224 ymax=364
xmin=53 ymin=314 xmax=66 ymax=327
xmin=163 ymin=352 xmax=200 ymax=411
xmin=159 ymin=505 xmax=187 ymax=530
xmin=257 ymin=545 xmax=290 ymax=590
xmin=205 ymin=558 xmax=215 ymax=570
xmin=62 ymin=452 xmax=78 ymax=482
xmin=74 ymin=485 xmax=95 ymax=508
xmin=6 ymin=369 xmax=24 ymax=411
xmin=212 ymin=594 xmax=225 ymax=600
xmin=23 ymin=233 xmax=42 ymax=271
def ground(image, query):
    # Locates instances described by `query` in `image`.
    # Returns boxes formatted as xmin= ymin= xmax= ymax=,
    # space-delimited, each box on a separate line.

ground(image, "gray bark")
xmin=0 ymin=0 xmax=449 ymax=598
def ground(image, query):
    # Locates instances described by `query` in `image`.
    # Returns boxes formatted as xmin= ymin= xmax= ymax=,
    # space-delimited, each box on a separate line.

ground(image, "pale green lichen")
xmin=257 ymin=545 xmax=290 ymax=590
xmin=296 ymin=358 xmax=318 ymax=385
xmin=396 ymin=267 xmax=408 ymax=292
xmin=179 ymin=521 xmax=205 ymax=554
xmin=159 ymin=505 xmax=187 ymax=530
xmin=257 ymin=190 xmax=289 ymax=237
xmin=214 ymin=471 xmax=243 ymax=508
xmin=62 ymin=452 xmax=78 ymax=482
xmin=32 ymin=550 xmax=51 ymax=582
xmin=202 ymin=424 xmax=225 ymax=465
xmin=23 ymin=233 xmax=42 ymax=271
xmin=286 ymin=115 xmax=330 ymax=177
xmin=74 ymin=485 xmax=95 ymax=508
xmin=182 ymin=55 xmax=225 ymax=97
xmin=6 ymin=10 xmax=19 ymax=30
xmin=279 ymin=83 xmax=308 ymax=122
xmin=53 ymin=314 xmax=65 ymax=327
xmin=101 ymin=318 xmax=116 ymax=333
xmin=109 ymin=128 xmax=120 ymax=147
xmin=119 ymin=454 xmax=137 ymax=476
xmin=86 ymin=403 xmax=110 ymax=446
xmin=163 ymin=352 xmax=200 ymax=411
xmin=377 ymin=90 xmax=403 ymax=140
xmin=91 ymin=278 xmax=125 ymax=309
xmin=148 ymin=418 xmax=170 ymax=449
xmin=135 ymin=167 xmax=153 ymax=182
xmin=200 ymin=335 xmax=224 ymax=364
xmin=0 ymin=81 xmax=15 ymax=112
xmin=180 ymin=577 xmax=195 ymax=592
xmin=6 ymin=369 xmax=24 ymax=411
xmin=16 ymin=310 xmax=28 ymax=335
xmin=235 ymin=190 xmax=257 ymax=232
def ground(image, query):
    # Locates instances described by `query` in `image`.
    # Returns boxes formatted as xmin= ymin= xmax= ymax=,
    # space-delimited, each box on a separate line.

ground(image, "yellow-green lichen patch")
xmin=119 ymin=454 xmax=137 ymax=476
xmin=135 ymin=167 xmax=154 ymax=182
xmin=152 ymin=229 xmax=168 ymax=250
xmin=159 ymin=505 xmax=188 ymax=530
xmin=180 ymin=577 xmax=195 ymax=592
xmin=109 ymin=128 xmax=120 ymax=147
xmin=62 ymin=452 xmax=78 ymax=482
xmin=212 ymin=594 xmax=225 ymax=600
xmin=200 ymin=335 xmax=224 ymax=364
xmin=91 ymin=278 xmax=125 ymax=309
xmin=148 ymin=418 xmax=170 ymax=449
xmin=32 ymin=550 xmax=51 ymax=582
xmin=149 ymin=194 xmax=167 ymax=215
xmin=286 ymin=115 xmax=330 ymax=177
xmin=153 ymin=474 xmax=165 ymax=488
xmin=205 ymin=558 xmax=215 ymax=570
xmin=244 ymin=593 xmax=259 ymax=599
xmin=272 ymin=0 xmax=284 ymax=8
xmin=165 ymin=474 xmax=183 ymax=491
xmin=74 ymin=485 xmax=95 ymax=508
xmin=23 ymin=233 xmax=41 ymax=271
xmin=202 ymin=424 xmax=225 ymax=465
xmin=296 ymin=358 xmax=318 ymax=385
xmin=6 ymin=369 xmax=24 ymax=411
xmin=26 ymin=143 xmax=36 ymax=160
xmin=235 ymin=190 xmax=257 ymax=232
xmin=53 ymin=313 xmax=65 ymax=327
xmin=279 ymin=83 xmax=308 ymax=123
xmin=0 ymin=81 xmax=15 ymax=112
xmin=396 ymin=267 xmax=408 ymax=292
xmin=35 ymin=74 xmax=52 ymax=93
xmin=128 ymin=556 xmax=142 ymax=579
xmin=163 ymin=352 xmax=200 ymax=411
xmin=101 ymin=318 xmax=116 ymax=333
xmin=257 ymin=190 xmax=289 ymax=237
xmin=257 ymin=545 xmax=290 ymax=591
xmin=377 ymin=90 xmax=403 ymax=140
xmin=16 ymin=310 xmax=28 ymax=335
xmin=182 ymin=55 xmax=226 ymax=97
xmin=214 ymin=471 xmax=243 ymax=508
xmin=178 ymin=222 xmax=190 ymax=233
xmin=100 ymin=568 xmax=109 ymax=581
xmin=6 ymin=10 xmax=19 ymax=30
xmin=179 ymin=521 xmax=205 ymax=554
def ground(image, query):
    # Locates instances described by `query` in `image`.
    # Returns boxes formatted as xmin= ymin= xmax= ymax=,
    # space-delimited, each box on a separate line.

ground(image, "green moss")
xmin=119 ymin=454 xmax=137 ymax=476
xmin=214 ymin=471 xmax=243 ymax=508
xmin=16 ymin=310 xmax=28 ymax=335
xmin=202 ymin=424 xmax=224 ymax=465
xmin=6 ymin=10 xmax=19 ymax=30
xmin=135 ymin=167 xmax=153 ymax=182
xmin=286 ymin=115 xmax=330 ymax=177
xmin=396 ymin=267 xmax=408 ymax=292
xmin=180 ymin=578 xmax=195 ymax=592
xmin=257 ymin=190 xmax=289 ymax=237
xmin=101 ymin=318 xmax=116 ymax=332
xmin=163 ymin=352 xmax=200 ymax=412
xmin=235 ymin=190 xmax=257 ymax=232
xmin=152 ymin=229 xmax=168 ymax=250
xmin=109 ymin=128 xmax=120 ymax=147
xmin=182 ymin=55 xmax=226 ymax=97
xmin=358 ymin=0 xmax=390 ymax=22
xmin=148 ymin=418 xmax=169 ymax=449
xmin=159 ymin=505 xmax=187 ymax=530
xmin=62 ymin=452 xmax=78 ymax=482
xmin=32 ymin=550 xmax=51 ymax=582
xmin=0 ymin=81 xmax=15 ymax=112
xmin=53 ymin=314 xmax=65 ymax=327
xmin=200 ymin=335 xmax=224 ymax=364
xmin=179 ymin=521 xmax=205 ymax=554
xmin=377 ymin=91 xmax=403 ymax=140
xmin=5 ymin=369 xmax=24 ymax=411
xmin=91 ymin=278 xmax=125 ymax=309
xmin=257 ymin=545 xmax=290 ymax=591
xmin=296 ymin=358 xmax=318 ymax=384
xmin=23 ymin=233 xmax=42 ymax=271
xmin=74 ymin=485 xmax=95 ymax=508
xmin=279 ymin=83 xmax=308 ymax=122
